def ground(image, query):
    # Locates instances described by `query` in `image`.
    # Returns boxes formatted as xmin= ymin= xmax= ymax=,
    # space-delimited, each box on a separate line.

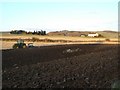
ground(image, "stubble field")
xmin=1 ymin=33 xmax=119 ymax=50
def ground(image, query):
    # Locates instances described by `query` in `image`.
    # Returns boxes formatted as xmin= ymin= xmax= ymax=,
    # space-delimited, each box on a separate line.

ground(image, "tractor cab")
xmin=17 ymin=39 xmax=24 ymax=44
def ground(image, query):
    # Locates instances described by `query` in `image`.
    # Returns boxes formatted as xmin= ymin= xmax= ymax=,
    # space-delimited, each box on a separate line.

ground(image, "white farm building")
xmin=88 ymin=33 xmax=99 ymax=37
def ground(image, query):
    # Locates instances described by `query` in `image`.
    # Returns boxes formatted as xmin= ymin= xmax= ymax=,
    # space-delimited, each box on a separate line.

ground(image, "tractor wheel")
xmin=13 ymin=44 xmax=19 ymax=49
xmin=23 ymin=45 xmax=26 ymax=48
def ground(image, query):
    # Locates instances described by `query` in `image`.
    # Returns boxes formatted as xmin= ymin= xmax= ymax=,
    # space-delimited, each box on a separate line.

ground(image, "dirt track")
xmin=2 ymin=44 xmax=119 ymax=88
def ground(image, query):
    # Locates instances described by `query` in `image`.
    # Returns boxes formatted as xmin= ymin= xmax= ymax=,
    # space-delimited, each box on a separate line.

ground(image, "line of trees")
xmin=10 ymin=30 xmax=46 ymax=35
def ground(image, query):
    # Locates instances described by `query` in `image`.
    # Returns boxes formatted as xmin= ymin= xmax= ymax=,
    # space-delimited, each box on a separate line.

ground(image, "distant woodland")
xmin=10 ymin=30 xmax=46 ymax=35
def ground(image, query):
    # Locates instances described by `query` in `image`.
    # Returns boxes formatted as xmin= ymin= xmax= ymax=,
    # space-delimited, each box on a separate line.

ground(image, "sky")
xmin=0 ymin=0 xmax=119 ymax=32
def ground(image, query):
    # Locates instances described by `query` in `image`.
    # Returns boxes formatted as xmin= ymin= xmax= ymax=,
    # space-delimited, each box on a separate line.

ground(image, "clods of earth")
xmin=2 ymin=44 xmax=119 ymax=88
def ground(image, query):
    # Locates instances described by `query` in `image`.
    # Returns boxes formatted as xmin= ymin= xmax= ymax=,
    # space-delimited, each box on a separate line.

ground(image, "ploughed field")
xmin=2 ymin=44 xmax=119 ymax=88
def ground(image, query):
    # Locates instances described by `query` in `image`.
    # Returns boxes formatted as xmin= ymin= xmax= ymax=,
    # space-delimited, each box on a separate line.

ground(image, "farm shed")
xmin=88 ymin=33 xmax=99 ymax=37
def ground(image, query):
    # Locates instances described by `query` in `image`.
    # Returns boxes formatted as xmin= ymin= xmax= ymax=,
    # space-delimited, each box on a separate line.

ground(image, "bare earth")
xmin=2 ymin=44 xmax=119 ymax=88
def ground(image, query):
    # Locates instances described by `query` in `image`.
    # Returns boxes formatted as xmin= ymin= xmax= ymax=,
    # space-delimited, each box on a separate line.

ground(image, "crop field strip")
xmin=0 ymin=38 xmax=118 ymax=42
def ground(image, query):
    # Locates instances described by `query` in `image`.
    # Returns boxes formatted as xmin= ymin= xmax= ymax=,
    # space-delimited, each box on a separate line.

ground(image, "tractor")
xmin=13 ymin=39 xmax=27 ymax=49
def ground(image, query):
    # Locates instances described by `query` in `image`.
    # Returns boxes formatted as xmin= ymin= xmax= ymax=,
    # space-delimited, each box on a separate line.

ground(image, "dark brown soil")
xmin=2 ymin=44 xmax=119 ymax=88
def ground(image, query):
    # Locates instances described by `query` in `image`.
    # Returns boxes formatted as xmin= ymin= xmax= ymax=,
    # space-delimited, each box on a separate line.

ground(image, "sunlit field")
xmin=1 ymin=32 xmax=119 ymax=50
